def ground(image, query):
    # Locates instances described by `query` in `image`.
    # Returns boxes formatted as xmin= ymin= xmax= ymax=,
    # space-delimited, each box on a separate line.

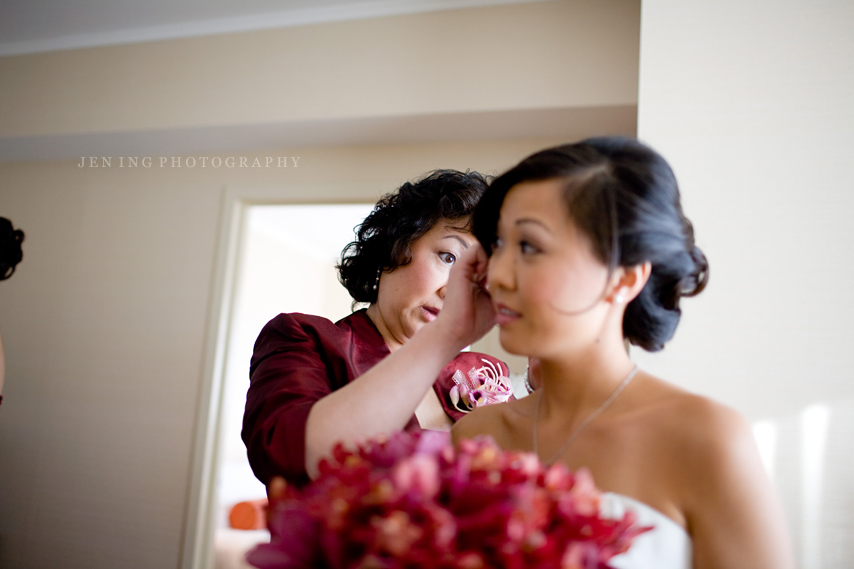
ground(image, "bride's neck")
xmin=537 ymin=339 xmax=635 ymax=418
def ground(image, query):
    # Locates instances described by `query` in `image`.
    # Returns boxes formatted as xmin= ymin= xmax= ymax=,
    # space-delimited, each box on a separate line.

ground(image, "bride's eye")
xmin=438 ymin=252 xmax=456 ymax=265
xmin=520 ymin=240 xmax=539 ymax=255
xmin=492 ymin=237 xmax=504 ymax=252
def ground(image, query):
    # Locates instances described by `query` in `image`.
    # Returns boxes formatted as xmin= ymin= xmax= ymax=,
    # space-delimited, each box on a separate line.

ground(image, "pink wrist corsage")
xmin=449 ymin=359 xmax=512 ymax=412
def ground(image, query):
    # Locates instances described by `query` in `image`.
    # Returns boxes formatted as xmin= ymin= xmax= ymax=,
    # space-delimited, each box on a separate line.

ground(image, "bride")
xmin=451 ymin=138 xmax=794 ymax=568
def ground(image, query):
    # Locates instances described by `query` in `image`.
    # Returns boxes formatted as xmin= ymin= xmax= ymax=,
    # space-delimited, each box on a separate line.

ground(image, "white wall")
xmin=635 ymin=1 xmax=854 ymax=566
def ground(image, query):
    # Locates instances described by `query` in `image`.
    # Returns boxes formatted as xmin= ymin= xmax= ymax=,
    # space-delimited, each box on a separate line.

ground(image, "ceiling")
xmin=0 ymin=0 xmax=550 ymax=56
xmin=0 ymin=106 xmax=638 ymax=162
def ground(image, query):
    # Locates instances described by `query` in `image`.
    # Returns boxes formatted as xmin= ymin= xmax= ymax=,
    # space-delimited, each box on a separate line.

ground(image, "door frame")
xmin=179 ymin=182 xmax=379 ymax=569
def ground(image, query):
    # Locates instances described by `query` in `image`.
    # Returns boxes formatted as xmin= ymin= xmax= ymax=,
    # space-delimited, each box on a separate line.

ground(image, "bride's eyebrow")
xmin=516 ymin=218 xmax=551 ymax=232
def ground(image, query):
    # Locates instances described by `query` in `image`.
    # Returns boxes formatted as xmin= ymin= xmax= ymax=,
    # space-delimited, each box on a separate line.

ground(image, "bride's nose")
xmin=486 ymin=246 xmax=515 ymax=292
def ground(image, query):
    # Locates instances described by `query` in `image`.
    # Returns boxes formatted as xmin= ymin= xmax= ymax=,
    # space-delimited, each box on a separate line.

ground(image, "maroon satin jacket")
xmin=242 ymin=309 xmax=507 ymax=488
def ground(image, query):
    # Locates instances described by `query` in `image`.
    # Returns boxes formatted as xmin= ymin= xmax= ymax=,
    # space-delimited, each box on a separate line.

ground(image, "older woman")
xmin=242 ymin=170 xmax=508 ymax=488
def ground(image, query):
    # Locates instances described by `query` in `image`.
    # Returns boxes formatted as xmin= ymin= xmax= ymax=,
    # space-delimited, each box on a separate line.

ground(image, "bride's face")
xmin=486 ymin=179 xmax=612 ymax=358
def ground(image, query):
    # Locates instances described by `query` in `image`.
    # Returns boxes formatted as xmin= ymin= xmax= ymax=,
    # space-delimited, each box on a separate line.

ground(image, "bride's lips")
xmin=421 ymin=306 xmax=440 ymax=322
xmin=494 ymin=303 xmax=521 ymax=326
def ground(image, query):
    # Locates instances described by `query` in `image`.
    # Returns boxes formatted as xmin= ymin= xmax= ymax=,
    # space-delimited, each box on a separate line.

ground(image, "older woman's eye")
xmin=438 ymin=252 xmax=456 ymax=265
xmin=492 ymin=237 xmax=503 ymax=252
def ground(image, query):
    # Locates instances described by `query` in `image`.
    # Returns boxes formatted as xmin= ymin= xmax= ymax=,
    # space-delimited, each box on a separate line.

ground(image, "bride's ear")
xmin=608 ymin=262 xmax=651 ymax=305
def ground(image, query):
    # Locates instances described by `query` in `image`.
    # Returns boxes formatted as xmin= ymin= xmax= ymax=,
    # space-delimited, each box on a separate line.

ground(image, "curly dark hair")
xmin=0 ymin=217 xmax=24 ymax=281
xmin=338 ymin=169 xmax=490 ymax=305
xmin=473 ymin=137 xmax=709 ymax=352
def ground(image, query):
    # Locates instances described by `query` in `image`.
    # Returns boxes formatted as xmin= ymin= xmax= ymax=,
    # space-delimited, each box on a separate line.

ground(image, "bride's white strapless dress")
xmin=600 ymin=493 xmax=693 ymax=569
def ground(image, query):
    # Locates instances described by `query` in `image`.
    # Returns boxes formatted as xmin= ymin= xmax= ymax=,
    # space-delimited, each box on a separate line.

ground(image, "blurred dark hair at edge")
xmin=1 ymin=216 xmax=24 ymax=408
xmin=0 ymin=217 xmax=24 ymax=281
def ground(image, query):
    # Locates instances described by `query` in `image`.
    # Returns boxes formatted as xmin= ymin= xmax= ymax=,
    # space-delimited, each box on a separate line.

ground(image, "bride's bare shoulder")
xmin=634 ymin=376 xmax=746 ymax=446
xmin=638 ymin=375 xmax=758 ymax=485
xmin=640 ymin=375 xmax=793 ymax=566
xmin=641 ymin=376 xmax=747 ymax=439
xmin=451 ymin=396 xmax=535 ymax=446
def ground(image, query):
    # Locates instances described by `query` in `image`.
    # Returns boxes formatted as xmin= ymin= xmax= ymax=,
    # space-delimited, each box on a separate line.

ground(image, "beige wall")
xmin=0 ymin=0 xmax=639 ymax=138
xmin=0 ymin=138 xmax=565 ymax=568
xmin=636 ymin=0 xmax=854 ymax=565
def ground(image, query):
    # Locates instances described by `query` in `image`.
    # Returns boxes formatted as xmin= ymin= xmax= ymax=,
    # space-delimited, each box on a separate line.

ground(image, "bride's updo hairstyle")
xmin=473 ymin=137 xmax=709 ymax=351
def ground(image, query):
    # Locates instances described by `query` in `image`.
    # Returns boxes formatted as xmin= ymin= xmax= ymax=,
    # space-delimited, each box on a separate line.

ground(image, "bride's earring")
xmin=614 ymin=289 xmax=626 ymax=304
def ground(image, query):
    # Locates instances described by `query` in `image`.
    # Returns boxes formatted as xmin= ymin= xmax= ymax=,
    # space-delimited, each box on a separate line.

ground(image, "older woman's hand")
xmin=434 ymin=243 xmax=496 ymax=351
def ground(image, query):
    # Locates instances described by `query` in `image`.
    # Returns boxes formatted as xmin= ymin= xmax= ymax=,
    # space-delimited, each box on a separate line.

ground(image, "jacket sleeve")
xmin=242 ymin=314 xmax=340 ymax=488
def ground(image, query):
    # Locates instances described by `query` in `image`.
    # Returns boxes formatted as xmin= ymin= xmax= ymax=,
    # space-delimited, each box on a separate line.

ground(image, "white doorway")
xmin=210 ymin=203 xmax=374 ymax=569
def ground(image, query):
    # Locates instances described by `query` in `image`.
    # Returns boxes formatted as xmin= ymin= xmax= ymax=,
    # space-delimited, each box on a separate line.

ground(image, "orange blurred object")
xmin=228 ymin=499 xmax=268 ymax=530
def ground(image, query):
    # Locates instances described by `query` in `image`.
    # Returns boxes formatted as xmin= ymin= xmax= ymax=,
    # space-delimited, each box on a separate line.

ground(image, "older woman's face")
xmin=371 ymin=219 xmax=477 ymax=350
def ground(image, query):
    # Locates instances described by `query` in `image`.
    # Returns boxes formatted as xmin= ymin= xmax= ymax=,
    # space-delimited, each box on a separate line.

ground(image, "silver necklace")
xmin=533 ymin=364 xmax=639 ymax=466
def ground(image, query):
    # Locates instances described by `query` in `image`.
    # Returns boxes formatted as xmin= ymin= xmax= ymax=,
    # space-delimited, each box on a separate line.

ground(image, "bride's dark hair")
xmin=473 ymin=137 xmax=708 ymax=352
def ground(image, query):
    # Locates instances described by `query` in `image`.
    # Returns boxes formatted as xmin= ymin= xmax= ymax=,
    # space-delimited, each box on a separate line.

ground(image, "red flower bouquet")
xmin=247 ymin=431 xmax=650 ymax=569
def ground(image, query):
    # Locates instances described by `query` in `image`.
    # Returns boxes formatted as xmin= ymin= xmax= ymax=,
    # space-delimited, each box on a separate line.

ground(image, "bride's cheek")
xmin=526 ymin=272 xmax=562 ymax=302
